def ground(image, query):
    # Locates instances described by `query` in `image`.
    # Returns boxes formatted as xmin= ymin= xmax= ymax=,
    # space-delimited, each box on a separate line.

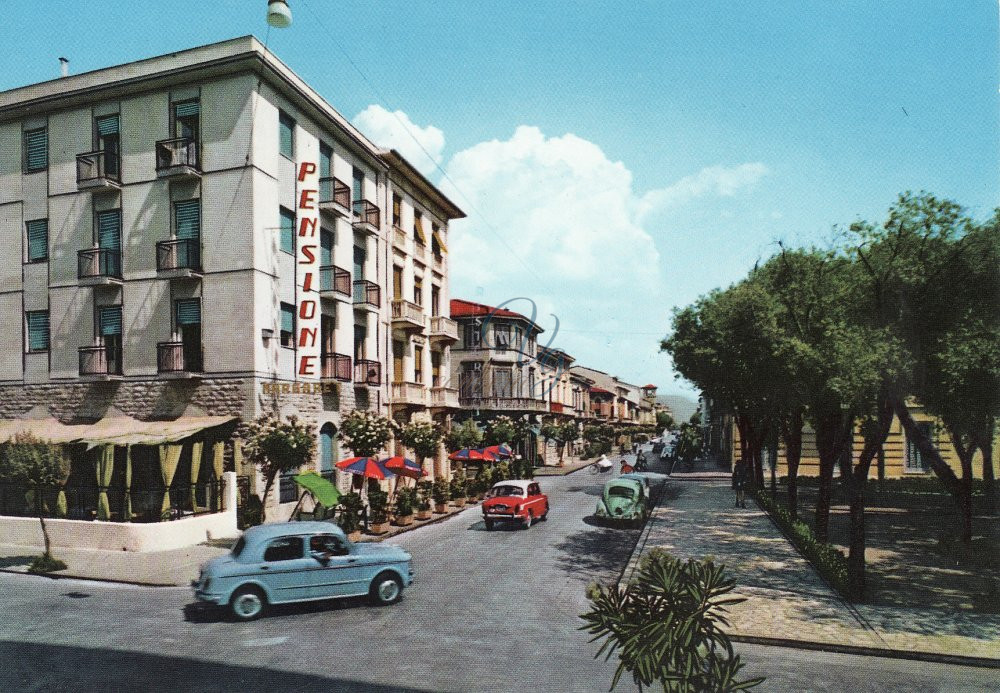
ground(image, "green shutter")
xmin=27 ymin=311 xmax=49 ymax=351
xmin=352 ymin=168 xmax=364 ymax=202
xmin=174 ymin=101 xmax=199 ymax=118
xmin=280 ymin=208 xmax=295 ymax=254
xmin=25 ymin=129 xmax=47 ymax=171
xmin=175 ymin=200 xmax=200 ymax=240
xmin=26 ymin=219 xmax=48 ymax=261
xmin=99 ymin=306 xmax=122 ymax=336
xmin=281 ymin=304 xmax=295 ymax=333
xmin=175 ymin=299 xmax=201 ymax=326
xmin=96 ymin=115 xmax=119 ymax=136
xmin=279 ymin=113 xmax=294 ymax=157
xmin=321 ymin=229 xmax=334 ymax=265
xmin=97 ymin=210 xmax=121 ymax=250
xmin=320 ymin=145 xmax=332 ymax=177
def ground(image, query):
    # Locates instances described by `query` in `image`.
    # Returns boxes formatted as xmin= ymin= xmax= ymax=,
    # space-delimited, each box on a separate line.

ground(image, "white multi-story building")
xmin=0 ymin=37 xmax=461 ymax=522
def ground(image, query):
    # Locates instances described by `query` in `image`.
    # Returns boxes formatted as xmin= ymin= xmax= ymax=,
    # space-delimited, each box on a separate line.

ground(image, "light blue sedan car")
xmin=194 ymin=521 xmax=413 ymax=621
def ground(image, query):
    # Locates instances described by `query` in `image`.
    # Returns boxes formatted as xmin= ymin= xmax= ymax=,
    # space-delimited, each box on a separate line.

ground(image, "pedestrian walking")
xmin=731 ymin=457 xmax=748 ymax=508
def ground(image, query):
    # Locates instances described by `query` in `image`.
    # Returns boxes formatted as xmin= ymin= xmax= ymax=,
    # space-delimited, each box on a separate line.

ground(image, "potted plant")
xmin=416 ymin=480 xmax=434 ymax=520
xmin=450 ymin=470 xmax=467 ymax=508
xmin=337 ymin=492 xmax=363 ymax=542
xmin=367 ymin=487 xmax=389 ymax=534
xmin=393 ymin=487 xmax=416 ymax=526
xmin=432 ymin=478 xmax=450 ymax=514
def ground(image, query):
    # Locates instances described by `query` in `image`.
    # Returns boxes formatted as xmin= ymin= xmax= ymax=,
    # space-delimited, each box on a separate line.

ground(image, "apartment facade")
xmin=0 ymin=37 xmax=460 ymax=520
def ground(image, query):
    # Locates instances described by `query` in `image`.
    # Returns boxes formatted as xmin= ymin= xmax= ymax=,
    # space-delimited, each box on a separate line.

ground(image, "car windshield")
xmin=230 ymin=536 xmax=246 ymax=558
xmin=490 ymin=485 xmax=524 ymax=497
xmin=608 ymin=486 xmax=636 ymax=499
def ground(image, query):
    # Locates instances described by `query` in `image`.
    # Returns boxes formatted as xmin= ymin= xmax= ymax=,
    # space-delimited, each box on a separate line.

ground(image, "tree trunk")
xmin=892 ymin=397 xmax=960 ymax=495
xmin=814 ymin=413 xmax=852 ymax=544
xmin=260 ymin=471 xmax=279 ymax=524
xmin=36 ymin=491 xmax=52 ymax=557
xmin=949 ymin=431 xmax=976 ymax=546
xmin=782 ymin=412 xmax=803 ymax=521
xmin=978 ymin=427 xmax=996 ymax=514
xmin=877 ymin=446 xmax=885 ymax=494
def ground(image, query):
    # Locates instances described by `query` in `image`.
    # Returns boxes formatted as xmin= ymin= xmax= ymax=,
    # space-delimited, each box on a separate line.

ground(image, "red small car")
xmin=482 ymin=480 xmax=549 ymax=530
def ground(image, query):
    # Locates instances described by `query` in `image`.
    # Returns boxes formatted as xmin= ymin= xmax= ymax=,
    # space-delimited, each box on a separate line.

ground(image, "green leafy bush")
xmin=337 ymin=492 xmax=363 ymax=533
xmin=445 ymin=419 xmax=483 ymax=451
xmin=450 ymin=470 xmax=467 ymax=500
xmin=416 ymin=480 xmax=433 ymax=511
xmin=393 ymin=487 xmax=416 ymax=517
xmin=581 ymin=548 xmax=763 ymax=692
xmin=28 ymin=553 xmax=67 ymax=574
xmin=397 ymin=421 xmax=443 ymax=461
xmin=240 ymin=494 xmax=264 ymax=529
xmin=432 ymin=478 xmax=450 ymax=506
xmin=367 ymin=487 xmax=389 ymax=524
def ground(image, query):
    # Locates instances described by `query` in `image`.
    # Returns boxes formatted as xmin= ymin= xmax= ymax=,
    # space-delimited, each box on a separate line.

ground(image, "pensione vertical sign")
xmin=295 ymin=161 xmax=321 ymax=378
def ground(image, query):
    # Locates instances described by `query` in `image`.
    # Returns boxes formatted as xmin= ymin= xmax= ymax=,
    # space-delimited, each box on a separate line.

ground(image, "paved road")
xmin=0 ymin=454 xmax=994 ymax=692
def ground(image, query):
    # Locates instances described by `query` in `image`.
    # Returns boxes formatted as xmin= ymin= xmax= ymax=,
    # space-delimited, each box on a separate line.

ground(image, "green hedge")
xmin=753 ymin=489 xmax=849 ymax=598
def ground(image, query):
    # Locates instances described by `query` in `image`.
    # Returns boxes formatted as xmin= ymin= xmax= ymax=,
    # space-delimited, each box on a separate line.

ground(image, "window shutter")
xmin=26 ymin=219 xmax=48 ymax=261
xmin=175 ymin=200 xmax=200 ymax=240
xmin=281 ymin=304 xmax=295 ymax=334
xmin=353 ymin=168 xmax=364 ymax=202
xmin=413 ymin=215 xmax=427 ymax=244
xmin=175 ymin=299 xmax=201 ymax=326
xmin=97 ymin=210 xmax=121 ymax=250
xmin=320 ymin=229 xmax=334 ymax=265
xmin=24 ymin=129 xmax=47 ymax=170
xmin=99 ymin=306 xmax=123 ymax=336
xmin=174 ymin=101 xmax=199 ymax=118
xmin=96 ymin=115 xmax=119 ymax=136
xmin=320 ymin=144 xmax=332 ymax=177
xmin=27 ymin=311 xmax=49 ymax=351
xmin=279 ymin=113 xmax=294 ymax=157
xmin=280 ymin=208 xmax=295 ymax=254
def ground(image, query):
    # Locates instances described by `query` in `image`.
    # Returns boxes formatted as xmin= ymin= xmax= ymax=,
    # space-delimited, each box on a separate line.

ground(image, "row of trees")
xmin=662 ymin=192 xmax=999 ymax=599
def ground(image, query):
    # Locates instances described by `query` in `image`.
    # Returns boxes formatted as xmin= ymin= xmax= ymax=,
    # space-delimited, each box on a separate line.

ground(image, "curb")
xmin=359 ymin=503 xmax=476 ymax=542
xmin=0 ymin=567 xmax=179 ymax=588
xmin=728 ymin=633 xmax=1000 ymax=670
xmin=535 ymin=462 xmax=595 ymax=477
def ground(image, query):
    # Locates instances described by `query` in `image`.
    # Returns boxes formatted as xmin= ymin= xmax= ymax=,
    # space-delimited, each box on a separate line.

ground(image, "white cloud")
xmin=352 ymin=105 xmax=445 ymax=175
xmin=636 ymin=162 xmax=769 ymax=222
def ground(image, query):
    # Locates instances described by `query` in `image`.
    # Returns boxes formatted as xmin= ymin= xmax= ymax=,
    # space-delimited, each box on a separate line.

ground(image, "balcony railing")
xmin=157 ymin=342 xmax=202 ymax=373
xmin=321 ymin=352 xmax=352 ymax=381
xmin=430 ymin=387 xmax=460 ymax=409
xmin=319 ymin=177 xmax=351 ymax=213
xmin=79 ymin=345 xmax=122 ymax=377
xmin=155 ymin=138 xmax=200 ymax=174
xmin=354 ymin=359 xmax=381 ymax=386
xmin=352 ymin=199 xmax=380 ymax=229
xmin=391 ymin=381 xmax=427 ymax=406
xmin=76 ymin=150 xmax=120 ymax=188
xmin=78 ymin=248 xmax=122 ymax=280
xmin=353 ymin=279 xmax=380 ymax=308
xmin=428 ymin=315 xmax=459 ymax=342
xmin=320 ymin=265 xmax=351 ymax=296
xmin=156 ymin=239 xmax=201 ymax=273
xmin=457 ymin=395 xmax=549 ymax=412
xmin=550 ymin=401 xmax=565 ymax=414
xmin=391 ymin=299 xmax=425 ymax=329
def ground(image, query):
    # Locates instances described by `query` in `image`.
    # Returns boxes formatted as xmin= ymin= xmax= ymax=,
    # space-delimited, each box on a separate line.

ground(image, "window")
xmin=392 ymin=266 xmax=403 ymax=300
xmin=95 ymin=115 xmax=120 ymax=177
xmin=393 ymin=340 xmax=405 ymax=381
xmin=279 ymin=111 xmax=295 ymax=158
xmin=392 ymin=195 xmax=402 ymax=227
xmin=175 ymin=299 xmax=202 ymax=371
xmin=414 ymin=346 xmax=423 ymax=384
xmin=319 ymin=143 xmax=332 ymax=177
xmin=263 ymin=536 xmax=303 ymax=562
xmin=460 ymin=362 xmax=483 ymax=398
xmin=26 ymin=219 xmax=48 ymax=262
xmin=494 ymin=367 xmax=513 ymax=397
xmin=431 ymin=285 xmax=440 ymax=317
xmin=26 ymin=311 xmax=49 ymax=352
xmin=280 ymin=302 xmax=295 ymax=348
xmin=413 ymin=212 xmax=427 ymax=246
xmin=414 ymin=276 xmax=423 ymax=306
xmin=279 ymin=207 xmax=295 ymax=255
xmin=905 ymin=422 xmax=933 ymax=473
xmin=495 ymin=323 xmax=511 ymax=351
xmin=431 ymin=350 xmax=441 ymax=387
xmin=463 ymin=322 xmax=481 ymax=349
xmin=173 ymin=100 xmax=200 ymax=140
xmin=431 ymin=224 xmax=442 ymax=257
xmin=352 ymin=167 xmax=364 ymax=203
xmin=354 ymin=323 xmax=367 ymax=360
xmin=23 ymin=127 xmax=47 ymax=172
xmin=174 ymin=200 xmax=200 ymax=240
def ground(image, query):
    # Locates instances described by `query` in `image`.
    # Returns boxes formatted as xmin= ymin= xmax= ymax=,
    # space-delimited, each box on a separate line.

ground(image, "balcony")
xmin=432 ymin=252 xmax=444 ymax=271
xmin=458 ymin=395 xmax=549 ymax=412
xmin=354 ymin=359 xmax=381 ymax=386
xmin=352 ymin=200 xmax=380 ymax=235
xmin=321 ymin=352 xmax=352 ymax=382
xmin=352 ymin=279 xmax=380 ymax=311
xmin=392 ymin=225 xmax=408 ymax=251
xmin=319 ymin=177 xmax=351 ymax=217
xmin=550 ymin=401 xmax=565 ymax=414
xmin=391 ymin=381 xmax=428 ymax=407
xmin=320 ymin=265 xmax=351 ymax=300
xmin=76 ymin=150 xmax=121 ymax=191
xmin=157 ymin=342 xmax=202 ymax=377
xmin=391 ymin=299 xmax=425 ymax=332
xmin=78 ymin=248 xmax=122 ymax=285
xmin=430 ymin=386 xmax=460 ymax=409
xmin=79 ymin=346 xmax=122 ymax=379
xmin=428 ymin=315 xmax=459 ymax=343
xmin=155 ymin=138 xmax=200 ymax=179
xmin=156 ymin=239 xmax=202 ymax=278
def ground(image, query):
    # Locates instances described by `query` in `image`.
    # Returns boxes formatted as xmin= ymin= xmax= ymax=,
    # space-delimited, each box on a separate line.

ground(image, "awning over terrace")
xmin=0 ymin=414 xmax=237 ymax=446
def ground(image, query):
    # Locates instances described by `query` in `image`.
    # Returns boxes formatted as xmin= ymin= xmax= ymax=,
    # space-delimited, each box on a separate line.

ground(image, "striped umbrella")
xmin=335 ymin=456 xmax=395 ymax=480
xmin=381 ymin=456 xmax=427 ymax=479
xmin=476 ymin=447 xmax=499 ymax=462
xmin=481 ymin=444 xmax=513 ymax=460
xmin=448 ymin=447 xmax=485 ymax=461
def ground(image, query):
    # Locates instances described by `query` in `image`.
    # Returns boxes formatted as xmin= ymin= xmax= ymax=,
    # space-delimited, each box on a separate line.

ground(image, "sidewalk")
xmin=623 ymin=477 xmax=1000 ymax=663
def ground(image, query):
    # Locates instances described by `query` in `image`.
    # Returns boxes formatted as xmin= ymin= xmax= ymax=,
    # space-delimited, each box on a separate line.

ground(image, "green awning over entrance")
xmin=293 ymin=471 xmax=341 ymax=507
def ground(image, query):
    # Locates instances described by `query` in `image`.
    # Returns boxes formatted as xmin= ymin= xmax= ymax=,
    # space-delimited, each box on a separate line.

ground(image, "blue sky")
xmin=2 ymin=1 xmax=997 ymax=397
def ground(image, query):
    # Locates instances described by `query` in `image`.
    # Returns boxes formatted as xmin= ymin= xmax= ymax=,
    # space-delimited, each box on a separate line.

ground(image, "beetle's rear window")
xmin=231 ymin=536 xmax=246 ymax=558
xmin=608 ymin=486 xmax=636 ymax=499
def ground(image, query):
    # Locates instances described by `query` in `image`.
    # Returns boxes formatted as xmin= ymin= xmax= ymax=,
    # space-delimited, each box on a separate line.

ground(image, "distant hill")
xmin=656 ymin=394 xmax=698 ymax=422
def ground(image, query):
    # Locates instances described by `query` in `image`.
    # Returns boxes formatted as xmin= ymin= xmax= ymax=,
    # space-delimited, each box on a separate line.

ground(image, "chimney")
xmin=59 ymin=57 xmax=69 ymax=78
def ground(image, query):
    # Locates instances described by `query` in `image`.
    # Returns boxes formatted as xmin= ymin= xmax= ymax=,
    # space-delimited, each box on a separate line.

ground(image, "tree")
xmin=244 ymin=415 xmax=315 ymax=523
xmin=581 ymin=548 xmax=763 ymax=692
xmin=445 ymin=418 xmax=483 ymax=451
xmin=0 ymin=433 xmax=71 ymax=570
xmin=482 ymin=415 xmax=517 ymax=447
xmin=656 ymin=411 xmax=675 ymax=430
xmin=397 ymin=421 xmax=443 ymax=468
xmin=540 ymin=420 xmax=579 ymax=464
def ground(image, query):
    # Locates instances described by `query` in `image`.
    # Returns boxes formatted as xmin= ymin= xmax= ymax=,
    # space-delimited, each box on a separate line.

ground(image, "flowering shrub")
xmin=398 ymin=420 xmax=443 ymax=461
xmin=445 ymin=418 xmax=482 ymax=451
xmin=244 ymin=415 xmax=315 ymax=522
xmin=483 ymin=415 xmax=517 ymax=446
xmin=339 ymin=410 xmax=393 ymax=458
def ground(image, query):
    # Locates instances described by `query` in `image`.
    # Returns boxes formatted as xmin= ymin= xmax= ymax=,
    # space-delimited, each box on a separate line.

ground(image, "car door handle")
xmin=260 ymin=566 xmax=270 ymax=570
xmin=347 ymin=558 xmax=357 ymax=563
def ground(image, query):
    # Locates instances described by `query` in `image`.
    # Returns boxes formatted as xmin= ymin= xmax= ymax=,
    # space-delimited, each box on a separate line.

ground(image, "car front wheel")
xmin=484 ymin=519 xmax=494 ymax=531
xmin=230 ymin=585 xmax=266 ymax=621
xmin=370 ymin=572 xmax=403 ymax=606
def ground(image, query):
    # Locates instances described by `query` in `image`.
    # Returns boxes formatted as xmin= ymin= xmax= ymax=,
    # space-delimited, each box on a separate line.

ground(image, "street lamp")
xmin=266 ymin=0 xmax=292 ymax=28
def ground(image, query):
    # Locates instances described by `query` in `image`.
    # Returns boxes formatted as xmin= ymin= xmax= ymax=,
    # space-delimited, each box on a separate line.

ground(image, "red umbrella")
xmin=381 ymin=456 xmax=427 ymax=479
xmin=336 ymin=456 xmax=395 ymax=480
xmin=448 ymin=447 xmax=484 ymax=461
xmin=480 ymin=445 xmax=512 ymax=460
xmin=476 ymin=447 xmax=499 ymax=462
